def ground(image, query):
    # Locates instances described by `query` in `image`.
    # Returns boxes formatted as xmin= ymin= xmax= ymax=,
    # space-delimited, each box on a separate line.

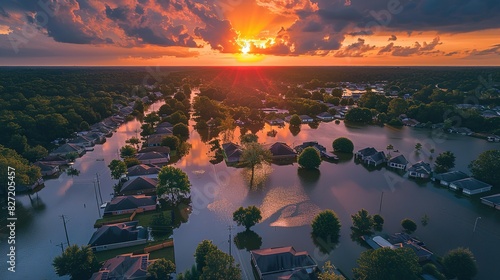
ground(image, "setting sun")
xmin=241 ymin=41 xmax=251 ymax=55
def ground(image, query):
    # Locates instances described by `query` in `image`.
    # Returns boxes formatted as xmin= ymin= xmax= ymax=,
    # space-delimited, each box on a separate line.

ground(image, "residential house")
xmin=127 ymin=164 xmax=161 ymax=180
xmin=39 ymin=155 xmax=68 ymax=166
xmin=265 ymin=118 xmax=285 ymax=126
xmin=103 ymin=195 xmax=157 ymax=216
xmin=157 ymin=121 xmax=174 ymax=129
xmin=316 ymin=112 xmax=335 ymax=121
xmin=362 ymin=151 xmax=386 ymax=167
xmin=90 ymin=253 xmax=152 ymax=280
xmin=222 ymin=142 xmax=243 ymax=164
xmin=480 ymin=194 xmax=500 ymax=210
xmin=355 ymin=147 xmax=378 ymax=161
xmin=447 ymin=127 xmax=473 ymax=136
xmin=432 ymin=171 xmax=469 ymax=186
xmin=88 ymin=221 xmax=148 ymax=252
xmin=68 ymin=135 xmax=94 ymax=147
xmin=487 ymin=135 xmax=500 ymax=142
xmin=50 ymin=143 xmax=85 ymax=157
xmin=387 ymin=155 xmax=408 ymax=170
xmin=449 ymin=178 xmax=492 ymax=195
xmin=387 ymin=233 xmax=433 ymax=262
xmin=408 ymin=161 xmax=433 ymax=179
xmin=294 ymin=141 xmax=337 ymax=160
xmin=85 ymin=132 xmax=106 ymax=144
xmin=250 ymin=246 xmax=318 ymax=280
xmin=119 ymin=177 xmax=158 ymax=196
xmin=285 ymin=115 xmax=314 ymax=124
xmin=33 ymin=162 xmax=60 ymax=176
xmin=154 ymin=127 xmax=173 ymax=136
xmin=146 ymin=134 xmax=165 ymax=147
xmin=136 ymin=151 xmax=170 ymax=165
xmin=138 ymin=146 xmax=171 ymax=155
xmin=268 ymin=142 xmax=297 ymax=161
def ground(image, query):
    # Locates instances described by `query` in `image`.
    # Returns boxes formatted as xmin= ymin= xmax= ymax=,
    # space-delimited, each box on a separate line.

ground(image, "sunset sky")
xmin=0 ymin=0 xmax=499 ymax=66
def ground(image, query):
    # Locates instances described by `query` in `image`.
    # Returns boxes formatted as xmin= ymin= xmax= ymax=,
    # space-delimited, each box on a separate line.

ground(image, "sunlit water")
xmin=2 ymin=97 xmax=500 ymax=279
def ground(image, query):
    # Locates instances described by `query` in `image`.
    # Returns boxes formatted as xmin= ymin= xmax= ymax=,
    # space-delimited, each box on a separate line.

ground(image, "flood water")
xmin=2 ymin=97 xmax=500 ymax=280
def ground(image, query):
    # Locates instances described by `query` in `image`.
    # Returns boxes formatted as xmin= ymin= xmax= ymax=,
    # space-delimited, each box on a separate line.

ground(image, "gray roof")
xmin=104 ymin=195 xmax=156 ymax=213
xmin=51 ymin=143 xmax=81 ymax=154
xmin=408 ymin=161 xmax=432 ymax=174
xmin=251 ymin=246 xmax=317 ymax=278
xmin=357 ymin=147 xmax=378 ymax=157
xmin=120 ymin=177 xmax=158 ymax=193
xmin=433 ymin=171 xmax=469 ymax=183
xmin=127 ymin=164 xmax=161 ymax=177
xmin=269 ymin=142 xmax=297 ymax=157
xmin=480 ymin=194 xmax=500 ymax=204
xmin=388 ymin=155 xmax=408 ymax=165
xmin=222 ymin=142 xmax=243 ymax=162
xmin=88 ymin=221 xmax=146 ymax=247
xmin=136 ymin=152 xmax=169 ymax=161
xmin=317 ymin=112 xmax=334 ymax=118
xmin=157 ymin=121 xmax=173 ymax=129
xmin=450 ymin=178 xmax=492 ymax=191
xmin=366 ymin=151 xmax=386 ymax=163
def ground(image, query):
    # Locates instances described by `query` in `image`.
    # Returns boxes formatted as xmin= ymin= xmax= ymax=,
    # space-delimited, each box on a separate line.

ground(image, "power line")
xmin=96 ymin=173 xmax=103 ymax=205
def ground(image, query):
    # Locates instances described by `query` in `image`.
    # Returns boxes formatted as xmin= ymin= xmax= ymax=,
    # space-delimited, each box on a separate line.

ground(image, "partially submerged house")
xmin=49 ymin=143 xmax=85 ymax=157
xmin=127 ymin=164 xmax=161 ymax=180
xmin=33 ymin=161 xmax=60 ymax=176
xmin=266 ymin=118 xmax=285 ymax=126
xmin=119 ymin=177 xmax=158 ymax=196
xmin=387 ymin=155 xmax=408 ymax=170
xmin=449 ymin=178 xmax=492 ymax=195
xmin=480 ymin=194 xmax=500 ymax=210
xmin=268 ymin=142 xmax=297 ymax=161
xmin=136 ymin=151 xmax=170 ymax=165
xmin=88 ymin=221 xmax=148 ymax=252
xmin=432 ymin=171 xmax=469 ymax=186
xmin=90 ymin=253 xmax=152 ymax=280
xmin=103 ymin=195 xmax=157 ymax=216
xmin=222 ymin=142 xmax=243 ymax=164
xmin=250 ymin=246 xmax=318 ymax=280
xmin=408 ymin=161 xmax=433 ymax=179
xmin=294 ymin=141 xmax=337 ymax=160
xmin=316 ymin=112 xmax=335 ymax=121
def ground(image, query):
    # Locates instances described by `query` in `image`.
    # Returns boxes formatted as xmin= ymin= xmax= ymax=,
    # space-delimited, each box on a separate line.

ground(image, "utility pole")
xmin=60 ymin=215 xmax=70 ymax=246
xmin=228 ymin=225 xmax=234 ymax=258
xmin=93 ymin=181 xmax=102 ymax=218
xmin=96 ymin=173 xmax=103 ymax=205
xmin=473 ymin=217 xmax=482 ymax=232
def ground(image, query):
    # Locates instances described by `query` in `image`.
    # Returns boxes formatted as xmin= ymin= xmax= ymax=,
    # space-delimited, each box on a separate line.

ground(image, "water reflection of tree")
xmin=350 ymin=228 xmax=373 ymax=249
xmin=297 ymin=168 xmax=320 ymax=191
xmin=208 ymin=139 xmax=224 ymax=165
xmin=66 ymin=167 xmax=80 ymax=176
xmin=242 ymin=164 xmax=272 ymax=189
xmin=28 ymin=193 xmax=46 ymax=212
xmin=234 ymin=230 xmax=263 ymax=251
xmin=334 ymin=152 xmax=354 ymax=164
xmin=289 ymin=125 xmax=301 ymax=136
xmin=160 ymin=197 xmax=192 ymax=229
xmin=308 ymin=121 xmax=320 ymax=129
xmin=311 ymin=233 xmax=339 ymax=255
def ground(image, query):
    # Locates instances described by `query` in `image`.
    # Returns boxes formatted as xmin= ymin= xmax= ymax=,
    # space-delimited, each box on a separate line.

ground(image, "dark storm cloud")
xmin=0 ymin=6 xmax=9 ymax=18
xmin=377 ymin=37 xmax=442 ymax=56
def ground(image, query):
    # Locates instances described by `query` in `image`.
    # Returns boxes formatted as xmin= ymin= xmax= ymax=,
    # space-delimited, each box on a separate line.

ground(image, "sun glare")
xmin=241 ymin=41 xmax=251 ymax=54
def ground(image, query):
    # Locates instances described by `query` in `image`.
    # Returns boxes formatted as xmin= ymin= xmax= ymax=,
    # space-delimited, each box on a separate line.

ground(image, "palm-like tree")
xmin=240 ymin=142 xmax=272 ymax=187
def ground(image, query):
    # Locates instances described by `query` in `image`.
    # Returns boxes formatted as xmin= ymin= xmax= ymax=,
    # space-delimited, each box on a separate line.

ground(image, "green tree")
xmin=240 ymin=142 xmax=272 ymax=187
xmin=161 ymin=135 xmax=181 ymax=150
xmin=387 ymin=98 xmax=408 ymax=117
xmin=177 ymin=265 xmax=200 ymax=280
xmin=22 ymin=145 xmax=48 ymax=162
xmin=353 ymin=247 xmax=421 ymax=280
xmin=108 ymin=159 xmax=127 ymax=180
xmin=173 ymin=123 xmax=190 ymax=139
xmin=157 ymin=166 xmax=191 ymax=203
xmin=289 ymin=114 xmax=302 ymax=126
xmin=125 ymin=137 xmax=141 ymax=149
xmin=144 ymin=112 xmax=160 ymax=126
xmin=52 ymin=245 xmax=100 ymax=280
xmin=312 ymin=210 xmax=341 ymax=242
xmin=195 ymin=240 xmax=218 ymax=270
xmin=373 ymin=214 xmax=384 ymax=231
xmin=442 ymin=248 xmax=477 ymax=280
xmin=422 ymin=263 xmax=446 ymax=280
xmin=124 ymin=157 xmax=141 ymax=168
xmin=120 ymin=145 xmax=137 ymax=158
xmin=240 ymin=133 xmax=258 ymax=144
xmin=401 ymin=218 xmax=417 ymax=234
xmin=318 ymin=261 xmax=345 ymax=280
xmin=332 ymin=137 xmax=354 ymax=153
xmin=469 ymin=150 xmax=500 ymax=187
xmin=150 ymin=212 xmax=173 ymax=238
xmin=351 ymin=209 xmax=374 ymax=234
xmin=200 ymin=247 xmax=241 ymax=280
xmin=79 ymin=121 xmax=90 ymax=131
xmin=148 ymin=258 xmax=176 ymax=280
xmin=415 ymin=143 xmax=422 ymax=152
xmin=435 ymin=151 xmax=456 ymax=173
xmin=298 ymin=147 xmax=322 ymax=169
xmin=233 ymin=206 xmax=262 ymax=230
xmin=345 ymin=108 xmax=372 ymax=123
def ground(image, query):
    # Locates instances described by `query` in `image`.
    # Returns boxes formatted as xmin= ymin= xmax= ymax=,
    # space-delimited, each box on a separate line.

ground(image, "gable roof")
xmin=157 ymin=121 xmax=173 ymax=129
xmin=154 ymin=127 xmax=173 ymax=135
xmin=33 ymin=161 xmax=58 ymax=172
xmin=269 ymin=142 xmax=296 ymax=157
xmin=251 ymin=246 xmax=317 ymax=277
xmin=120 ymin=177 xmax=158 ymax=193
xmin=357 ymin=147 xmax=378 ymax=157
xmin=317 ymin=112 xmax=334 ymax=118
xmin=90 ymin=253 xmax=150 ymax=280
xmin=136 ymin=152 xmax=169 ymax=161
xmin=388 ymin=154 xmax=408 ymax=165
xmin=51 ymin=143 xmax=82 ymax=154
xmin=433 ymin=171 xmax=469 ymax=182
xmin=366 ymin=151 xmax=386 ymax=162
xmin=127 ymin=165 xmax=161 ymax=177
xmin=88 ymin=221 xmax=146 ymax=247
xmin=408 ymin=161 xmax=432 ymax=174
xmin=104 ymin=195 xmax=157 ymax=213
xmin=299 ymin=115 xmax=313 ymax=120
xmin=138 ymin=146 xmax=171 ymax=154
xmin=222 ymin=142 xmax=243 ymax=159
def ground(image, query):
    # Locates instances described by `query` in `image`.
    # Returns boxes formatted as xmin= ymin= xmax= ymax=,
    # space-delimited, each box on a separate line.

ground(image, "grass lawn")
xmin=94 ymin=239 xmax=175 ymax=263
xmin=94 ymin=213 xmax=131 ymax=227
xmin=93 ymin=210 xmax=172 ymax=227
